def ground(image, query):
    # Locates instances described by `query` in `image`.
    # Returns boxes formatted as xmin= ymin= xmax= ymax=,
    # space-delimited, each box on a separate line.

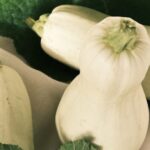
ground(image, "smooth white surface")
xmin=0 ymin=65 xmax=34 ymax=150
xmin=41 ymin=5 xmax=107 ymax=69
xmin=56 ymin=16 xmax=150 ymax=150
xmin=0 ymin=36 xmax=67 ymax=150
xmin=41 ymin=5 xmax=150 ymax=99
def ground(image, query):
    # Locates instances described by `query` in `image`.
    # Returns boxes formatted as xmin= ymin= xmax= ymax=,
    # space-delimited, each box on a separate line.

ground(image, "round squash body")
xmin=80 ymin=17 xmax=150 ymax=97
xmin=56 ymin=75 xmax=149 ymax=150
xmin=56 ymin=17 xmax=150 ymax=150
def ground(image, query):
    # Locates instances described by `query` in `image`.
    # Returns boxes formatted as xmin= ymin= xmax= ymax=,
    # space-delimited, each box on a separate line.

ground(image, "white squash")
xmin=0 ymin=65 xmax=34 ymax=150
xmin=26 ymin=5 xmax=107 ymax=69
xmin=26 ymin=4 xmax=150 ymax=69
xmin=26 ymin=4 xmax=150 ymax=99
xmin=56 ymin=17 xmax=150 ymax=150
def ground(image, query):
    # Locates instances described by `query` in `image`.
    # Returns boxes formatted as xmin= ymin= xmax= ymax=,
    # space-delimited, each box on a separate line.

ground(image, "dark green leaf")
xmin=59 ymin=139 xmax=100 ymax=150
xmin=0 ymin=143 xmax=22 ymax=150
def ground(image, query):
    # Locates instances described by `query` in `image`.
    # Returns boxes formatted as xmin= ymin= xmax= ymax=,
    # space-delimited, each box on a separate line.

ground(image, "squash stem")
xmin=104 ymin=19 xmax=137 ymax=53
xmin=25 ymin=14 xmax=49 ymax=37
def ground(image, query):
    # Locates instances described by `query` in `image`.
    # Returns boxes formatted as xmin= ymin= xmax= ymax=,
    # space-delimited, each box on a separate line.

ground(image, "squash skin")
xmin=55 ymin=17 xmax=150 ymax=150
xmin=41 ymin=5 xmax=150 ymax=69
xmin=0 ymin=46 xmax=67 ymax=150
xmin=56 ymin=75 xmax=149 ymax=150
xmin=39 ymin=5 xmax=150 ymax=98
xmin=28 ymin=4 xmax=150 ymax=98
xmin=0 ymin=65 xmax=34 ymax=150
xmin=80 ymin=17 xmax=150 ymax=96
xmin=41 ymin=5 xmax=107 ymax=69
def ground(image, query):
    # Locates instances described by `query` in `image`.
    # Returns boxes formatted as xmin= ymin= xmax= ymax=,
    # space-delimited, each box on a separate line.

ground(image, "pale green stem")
xmin=25 ymin=14 xmax=49 ymax=37
xmin=103 ymin=19 xmax=137 ymax=53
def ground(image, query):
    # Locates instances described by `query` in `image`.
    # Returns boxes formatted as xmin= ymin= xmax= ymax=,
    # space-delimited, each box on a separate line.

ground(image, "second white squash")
xmin=56 ymin=17 xmax=150 ymax=150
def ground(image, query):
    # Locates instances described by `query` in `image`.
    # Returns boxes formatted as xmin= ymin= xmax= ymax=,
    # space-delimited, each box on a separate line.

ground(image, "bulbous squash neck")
xmin=103 ymin=19 xmax=137 ymax=53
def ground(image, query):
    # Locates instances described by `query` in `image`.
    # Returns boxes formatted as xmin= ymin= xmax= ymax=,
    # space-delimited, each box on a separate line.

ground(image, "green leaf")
xmin=0 ymin=143 xmax=22 ymax=150
xmin=59 ymin=139 xmax=101 ymax=150
xmin=0 ymin=0 xmax=35 ymax=28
